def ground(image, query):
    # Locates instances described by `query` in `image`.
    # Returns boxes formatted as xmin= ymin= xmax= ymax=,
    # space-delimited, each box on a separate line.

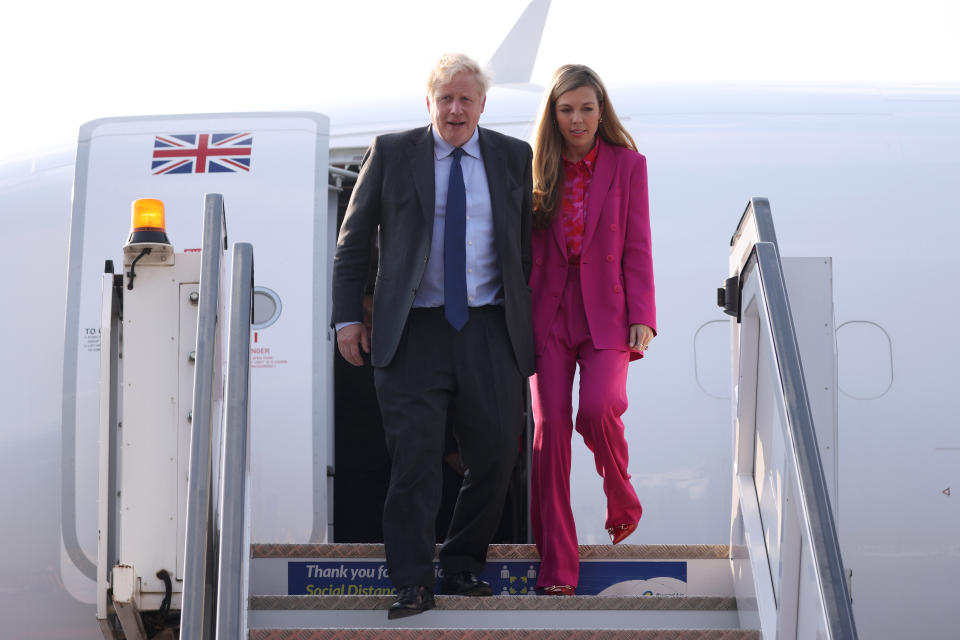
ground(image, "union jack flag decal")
xmin=152 ymin=133 xmax=253 ymax=175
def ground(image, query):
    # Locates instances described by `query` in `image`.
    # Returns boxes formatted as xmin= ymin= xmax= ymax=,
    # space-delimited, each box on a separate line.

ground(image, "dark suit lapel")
xmin=479 ymin=128 xmax=508 ymax=258
xmin=407 ymin=126 xmax=435 ymax=225
xmin=583 ymin=140 xmax=615 ymax=251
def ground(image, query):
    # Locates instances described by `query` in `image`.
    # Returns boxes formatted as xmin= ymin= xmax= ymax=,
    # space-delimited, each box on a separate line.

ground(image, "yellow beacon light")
xmin=127 ymin=198 xmax=171 ymax=246
xmin=123 ymin=198 xmax=174 ymax=286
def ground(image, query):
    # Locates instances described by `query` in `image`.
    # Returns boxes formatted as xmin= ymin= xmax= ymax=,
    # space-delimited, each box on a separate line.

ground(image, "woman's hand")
xmin=629 ymin=324 xmax=655 ymax=352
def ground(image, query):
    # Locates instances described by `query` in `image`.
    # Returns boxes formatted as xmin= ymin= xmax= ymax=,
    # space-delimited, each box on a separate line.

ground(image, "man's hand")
xmin=337 ymin=323 xmax=370 ymax=366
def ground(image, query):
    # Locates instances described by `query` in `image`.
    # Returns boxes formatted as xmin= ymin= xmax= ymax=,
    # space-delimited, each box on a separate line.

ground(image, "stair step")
xmin=251 ymin=543 xmax=730 ymax=561
xmin=250 ymin=544 xmax=733 ymax=600
xmin=247 ymin=595 xmax=750 ymax=632
xmin=250 ymin=631 xmax=760 ymax=640
xmin=250 ymin=595 xmax=737 ymax=611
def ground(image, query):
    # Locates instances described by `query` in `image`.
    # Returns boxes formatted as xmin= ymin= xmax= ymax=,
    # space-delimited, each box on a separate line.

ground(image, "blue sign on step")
xmin=287 ymin=559 xmax=687 ymax=596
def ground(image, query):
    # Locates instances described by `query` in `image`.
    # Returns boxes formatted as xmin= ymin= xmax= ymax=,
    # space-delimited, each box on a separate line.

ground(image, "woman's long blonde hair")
xmin=532 ymin=64 xmax=636 ymax=229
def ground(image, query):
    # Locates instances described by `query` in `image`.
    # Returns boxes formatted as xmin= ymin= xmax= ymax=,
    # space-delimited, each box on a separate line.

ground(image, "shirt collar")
xmin=432 ymin=125 xmax=481 ymax=160
xmin=562 ymin=136 xmax=600 ymax=173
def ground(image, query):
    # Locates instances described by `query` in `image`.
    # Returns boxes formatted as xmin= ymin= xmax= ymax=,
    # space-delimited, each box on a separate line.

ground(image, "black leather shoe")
xmin=387 ymin=585 xmax=435 ymax=619
xmin=441 ymin=571 xmax=493 ymax=596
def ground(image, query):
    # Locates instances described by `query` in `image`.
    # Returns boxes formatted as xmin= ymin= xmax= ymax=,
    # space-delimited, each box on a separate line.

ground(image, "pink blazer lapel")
xmin=550 ymin=198 xmax=568 ymax=259
xmin=582 ymin=140 xmax=616 ymax=251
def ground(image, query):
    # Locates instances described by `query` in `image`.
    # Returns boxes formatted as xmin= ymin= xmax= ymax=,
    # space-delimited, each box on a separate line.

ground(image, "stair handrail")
xmin=747 ymin=242 xmax=856 ymax=638
xmin=730 ymin=197 xmax=778 ymax=278
xmin=214 ymin=242 xmax=254 ymax=639
xmin=181 ymin=194 xmax=229 ymax=640
xmin=729 ymin=198 xmax=857 ymax=638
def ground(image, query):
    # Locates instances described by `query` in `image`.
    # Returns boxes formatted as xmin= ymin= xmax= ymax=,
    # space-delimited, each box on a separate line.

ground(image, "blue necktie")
xmin=444 ymin=147 xmax=468 ymax=330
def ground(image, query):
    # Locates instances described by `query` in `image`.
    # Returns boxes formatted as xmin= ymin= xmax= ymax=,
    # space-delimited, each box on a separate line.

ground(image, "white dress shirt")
xmin=414 ymin=126 xmax=502 ymax=308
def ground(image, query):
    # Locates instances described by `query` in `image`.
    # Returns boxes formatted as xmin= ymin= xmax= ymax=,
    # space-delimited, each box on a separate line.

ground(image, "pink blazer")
xmin=530 ymin=139 xmax=656 ymax=364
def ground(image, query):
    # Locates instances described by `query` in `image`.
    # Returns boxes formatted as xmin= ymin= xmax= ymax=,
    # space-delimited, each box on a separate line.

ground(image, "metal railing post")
xmin=215 ymin=243 xmax=254 ymax=639
xmin=181 ymin=194 xmax=227 ymax=640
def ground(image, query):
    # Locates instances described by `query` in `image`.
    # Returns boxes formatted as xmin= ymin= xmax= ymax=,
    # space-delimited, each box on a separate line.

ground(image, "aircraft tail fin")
xmin=485 ymin=0 xmax=551 ymax=85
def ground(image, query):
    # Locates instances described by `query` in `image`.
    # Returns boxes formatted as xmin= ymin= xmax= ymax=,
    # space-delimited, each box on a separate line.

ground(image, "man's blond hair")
xmin=426 ymin=53 xmax=492 ymax=97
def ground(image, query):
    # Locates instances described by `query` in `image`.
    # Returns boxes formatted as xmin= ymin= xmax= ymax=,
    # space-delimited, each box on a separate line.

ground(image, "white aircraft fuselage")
xmin=1 ymin=80 xmax=958 ymax=639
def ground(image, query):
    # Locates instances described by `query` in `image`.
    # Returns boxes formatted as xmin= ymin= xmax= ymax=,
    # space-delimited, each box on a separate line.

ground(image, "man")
xmin=331 ymin=53 xmax=534 ymax=619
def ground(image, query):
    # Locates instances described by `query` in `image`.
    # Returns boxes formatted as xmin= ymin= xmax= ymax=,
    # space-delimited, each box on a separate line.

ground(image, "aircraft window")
xmin=836 ymin=320 xmax=894 ymax=400
xmin=694 ymin=319 xmax=731 ymax=399
xmin=252 ymin=286 xmax=282 ymax=329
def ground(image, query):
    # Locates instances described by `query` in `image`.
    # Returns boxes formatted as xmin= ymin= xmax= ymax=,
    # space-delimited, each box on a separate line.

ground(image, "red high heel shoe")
xmin=541 ymin=585 xmax=576 ymax=596
xmin=607 ymin=522 xmax=638 ymax=545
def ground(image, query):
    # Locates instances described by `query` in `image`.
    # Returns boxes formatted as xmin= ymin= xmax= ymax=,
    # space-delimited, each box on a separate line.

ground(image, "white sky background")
xmin=1 ymin=0 xmax=958 ymax=160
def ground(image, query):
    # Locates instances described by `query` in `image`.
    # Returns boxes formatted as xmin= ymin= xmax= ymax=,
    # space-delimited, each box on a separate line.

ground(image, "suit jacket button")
xmin=535 ymin=257 xmax=543 ymax=265
xmin=606 ymin=255 xmax=614 ymax=262
xmin=614 ymin=284 xmax=622 ymax=293
xmin=609 ymin=224 xmax=617 ymax=231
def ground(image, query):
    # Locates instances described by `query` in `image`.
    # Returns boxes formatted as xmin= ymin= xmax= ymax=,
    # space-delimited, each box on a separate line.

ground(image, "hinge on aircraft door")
xmin=717 ymin=275 xmax=740 ymax=321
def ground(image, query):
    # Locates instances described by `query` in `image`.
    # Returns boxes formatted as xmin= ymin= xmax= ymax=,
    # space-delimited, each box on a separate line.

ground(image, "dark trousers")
xmin=374 ymin=305 xmax=525 ymax=588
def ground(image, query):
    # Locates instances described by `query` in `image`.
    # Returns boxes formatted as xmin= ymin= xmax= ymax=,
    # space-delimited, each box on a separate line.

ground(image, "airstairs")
xmin=246 ymin=542 xmax=748 ymax=638
xmin=96 ymin=195 xmax=856 ymax=639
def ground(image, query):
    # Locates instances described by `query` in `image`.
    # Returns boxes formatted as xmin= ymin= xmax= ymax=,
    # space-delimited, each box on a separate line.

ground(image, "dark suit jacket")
xmin=332 ymin=125 xmax=535 ymax=375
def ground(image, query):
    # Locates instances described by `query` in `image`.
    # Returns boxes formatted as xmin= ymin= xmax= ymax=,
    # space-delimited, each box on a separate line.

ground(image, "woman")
xmin=528 ymin=64 xmax=656 ymax=595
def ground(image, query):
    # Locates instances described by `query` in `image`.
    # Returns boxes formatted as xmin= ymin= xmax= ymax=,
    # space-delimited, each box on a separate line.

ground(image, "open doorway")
xmin=329 ymin=163 xmax=529 ymax=544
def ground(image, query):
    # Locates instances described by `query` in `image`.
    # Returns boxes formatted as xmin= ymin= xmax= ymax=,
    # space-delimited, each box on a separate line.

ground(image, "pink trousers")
xmin=530 ymin=266 xmax=642 ymax=589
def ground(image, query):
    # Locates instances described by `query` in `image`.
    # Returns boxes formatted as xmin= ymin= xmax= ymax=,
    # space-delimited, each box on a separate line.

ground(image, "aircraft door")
xmin=63 ymin=113 xmax=333 ymax=608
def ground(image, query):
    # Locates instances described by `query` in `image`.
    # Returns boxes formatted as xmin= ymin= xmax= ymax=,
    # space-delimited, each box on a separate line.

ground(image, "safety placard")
xmin=287 ymin=559 xmax=687 ymax=596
